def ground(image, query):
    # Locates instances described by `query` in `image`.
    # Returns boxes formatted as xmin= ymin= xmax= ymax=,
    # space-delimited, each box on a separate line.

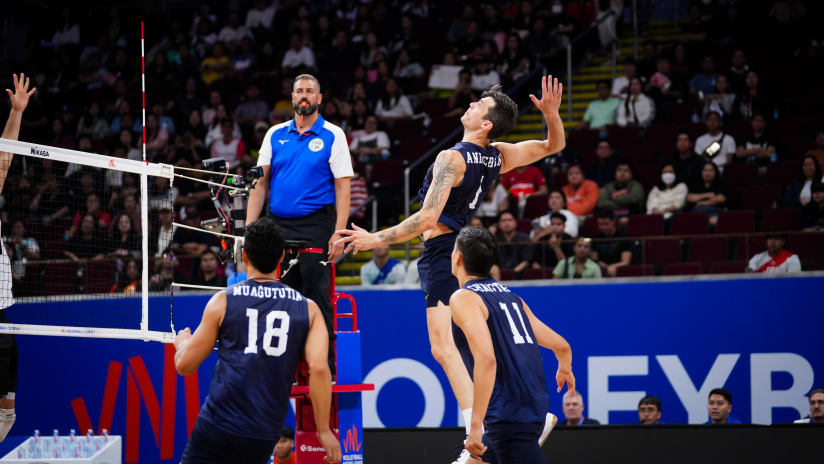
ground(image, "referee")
xmin=246 ymin=74 xmax=352 ymax=372
xmin=1 ymin=73 xmax=36 ymax=441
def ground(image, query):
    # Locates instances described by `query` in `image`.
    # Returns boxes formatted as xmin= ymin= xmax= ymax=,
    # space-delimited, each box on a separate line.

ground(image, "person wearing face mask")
xmin=646 ymin=164 xmax=688 ymax=221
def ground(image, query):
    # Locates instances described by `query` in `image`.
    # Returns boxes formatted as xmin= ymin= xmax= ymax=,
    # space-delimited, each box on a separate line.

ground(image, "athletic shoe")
xmin=538 ymin=412 xmax=557 ymax=446
xmin=451 ymin=448 xmax=472 ymax=464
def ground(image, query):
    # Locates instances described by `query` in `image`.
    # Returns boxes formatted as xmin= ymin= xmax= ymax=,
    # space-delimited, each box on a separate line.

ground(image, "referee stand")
xmin=283 ymin=249 xmax=372 ymax=464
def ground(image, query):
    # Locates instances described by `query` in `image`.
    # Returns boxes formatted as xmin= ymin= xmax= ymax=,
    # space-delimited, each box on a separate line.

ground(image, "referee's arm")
xmin=1 ymin=74 xmax=36 ymax=194
xmin=328 ymin=126 xmax=353 ymax=261
xmin=246 ymin=126 xmax=275 ymax=226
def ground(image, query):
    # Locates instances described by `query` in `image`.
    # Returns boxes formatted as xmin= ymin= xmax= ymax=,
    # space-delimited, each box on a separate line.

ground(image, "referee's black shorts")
xmin=181 ymin=417 xmax=277 ymax=464
xmin=0 ymin=309 xmax=18 ymax=397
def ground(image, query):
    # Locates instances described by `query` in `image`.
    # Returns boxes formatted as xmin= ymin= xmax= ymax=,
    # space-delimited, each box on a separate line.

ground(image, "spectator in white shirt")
xmin=612 ymin=61 xmax=638 ymax=96
xmin=694 ymin=111 xmax=736 ymax=168
xmin=531 ymin=189 xmax=580 ymax=238
xmin=350 ymin=116 xmax=391 ymax=163
xmin=747 ymin=232 xmax=802 ymax=273
xmin=246 ymin=0 xmax=277 ymax=30
xmin=218 ymin=13 xmax=252 ymax=49
xmin=281 ymin=34 xmax=316 ymax=72
xmin=647 ymin=164 xmax=688 ymax=220
xmin=617 ymin=77 xmax=656 ymax=128
xmin=470 ymin=61 xmax=501 ymax=91
xmin=360 ymin=242 xmax=407 ymax=285
xmin=375 ymin=79 xmax=414 ymax=124
xmin=210 ymin=118 xmax=248 ymax=169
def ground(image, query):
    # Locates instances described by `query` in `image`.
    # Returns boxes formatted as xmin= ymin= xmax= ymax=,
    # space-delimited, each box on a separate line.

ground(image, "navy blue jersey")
xmin=461 ymin=278 xmax=549 ymax=425
xmin=418 ymin=142 xmax=502 ymax=232
xmin=200 ymin=279 xmax=310 ymax=440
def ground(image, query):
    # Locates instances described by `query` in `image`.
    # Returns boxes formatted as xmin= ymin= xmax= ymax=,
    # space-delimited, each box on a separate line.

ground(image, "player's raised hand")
xmin=556 ymin=366 xmax=576 ymax=396
xmin=5 ymin=73 xmax=37 ymax=113
xmin=529 ymin=75 xmax=563 ymax=116
xmin=317 ymin=429 xmax=341 ymax=463
xmin=335 ymin=223 xmax=380 ymax=255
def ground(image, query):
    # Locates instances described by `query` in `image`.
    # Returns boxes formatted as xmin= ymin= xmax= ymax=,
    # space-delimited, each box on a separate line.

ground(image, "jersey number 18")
xmin=244 ymin=308 xmax=290 ymax=356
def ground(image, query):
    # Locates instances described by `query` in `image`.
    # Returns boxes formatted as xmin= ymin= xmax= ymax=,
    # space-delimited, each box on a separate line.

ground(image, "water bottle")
xmin=32 ymin=430 xmax=41 ymax=458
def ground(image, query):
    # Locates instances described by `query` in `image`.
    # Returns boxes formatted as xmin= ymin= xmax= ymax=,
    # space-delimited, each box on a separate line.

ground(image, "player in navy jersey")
xmin=336 ymin=76 xmax=565 ymax=459
xmin=173 ymin=218 xmax=341 ymax=464
xmin=450 ymin=226 xmax=575 ymax=464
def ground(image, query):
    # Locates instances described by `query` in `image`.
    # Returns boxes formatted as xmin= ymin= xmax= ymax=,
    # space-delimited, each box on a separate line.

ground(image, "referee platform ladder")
xmin=287 ymin=257 xmax=372 ymax=464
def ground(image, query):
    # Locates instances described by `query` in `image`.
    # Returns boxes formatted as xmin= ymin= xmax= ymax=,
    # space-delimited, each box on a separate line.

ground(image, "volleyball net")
xmin=0 ymin=138 xmax=182 ymax=342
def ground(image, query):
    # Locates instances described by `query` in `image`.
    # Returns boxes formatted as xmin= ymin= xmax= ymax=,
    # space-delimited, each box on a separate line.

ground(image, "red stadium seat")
xmin=740 ymin=185 xmax=780 ymax=210
xmin=764 ymin=162 xmax=797 ymax=188
xmin=390 ymin=118 xmax=424 ymax=142
xmin=499 ymin=269 xmax=515 ymax=281
xmin=634 ymin=164 xmax=661 ymax=192
xmin=663 ymin=262 xmax=702 ymax=276
xmin=86 ymin=261 xmax=118 ymax=294
xmin=607 ymin=126 xmax=640 ymax=150
xmin=809 ymin=258 xmax=824 ymax=271
xmin=616 ymin=264 xmax=654 ymax=277
xmin=624 ymin=146 xmax=656 ymax=165
xmin=523 ymin=194 xmax=549 ymax=219
xmin=760 ymin=208 xmax=800 ymax=232
xmin=734 ymin=235 xmax=767 ymax=260
xmin=627 ymin=214 xmax=664 ymax=237
xmin=688 ymin=237 xmax=728 ymax=270
xmin=710 ymin=261 xmax=748 ymax=274
xmin=671 ymin=213 xmax=709 ymax=236
xmin=524 ymin=268 xmax=549 ymax=280
xmin=724 ymin=163 xmax=759 ymax=193
xmin=643 ymin=238 xmax=681 ymax=267
xmin=643 ymin=123 xmax=680 ymax=156
xmin=581 ymin=217 xmax=600 ymax=238
xmin=516 ymin=219 xmax=532 ymax=234
xmin=716 ymin=210 xmax=755 ymax=234
xmin=567 ymin=129 xmax=599 ymax=156
xmin=787 ymin=232 xmax=824 ymax=260
xmin=42 ymin=263 xmax=79 ymax=295
xmin=370 ymin=159 xmax=405 ymax=186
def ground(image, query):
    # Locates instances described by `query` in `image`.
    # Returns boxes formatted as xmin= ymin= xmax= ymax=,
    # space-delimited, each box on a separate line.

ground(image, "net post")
xmin=140 ymin=173 xmax=150 ymax=335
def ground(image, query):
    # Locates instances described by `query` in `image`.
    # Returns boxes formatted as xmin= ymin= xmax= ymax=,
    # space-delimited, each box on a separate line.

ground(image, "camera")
xmin=202 ymin=157 xmax=227 ymax=172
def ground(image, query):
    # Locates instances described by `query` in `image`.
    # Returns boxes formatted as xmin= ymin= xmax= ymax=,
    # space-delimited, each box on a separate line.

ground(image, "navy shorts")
xmin=181 ymin=417 xmax=277 ymax=464
xmin=479 ymin=422 xmax=546 ymax=464
xmin=417 ymin=233 xmax=460 ymax=308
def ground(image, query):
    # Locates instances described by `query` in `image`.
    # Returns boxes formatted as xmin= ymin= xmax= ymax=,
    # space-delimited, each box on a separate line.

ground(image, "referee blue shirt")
xmin=257 ymin=114 xmax=353 ymax=218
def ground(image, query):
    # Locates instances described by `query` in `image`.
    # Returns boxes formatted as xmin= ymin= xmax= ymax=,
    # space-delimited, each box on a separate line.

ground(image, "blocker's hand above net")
xmin=5 ymin=73 xmax=37 ymax=113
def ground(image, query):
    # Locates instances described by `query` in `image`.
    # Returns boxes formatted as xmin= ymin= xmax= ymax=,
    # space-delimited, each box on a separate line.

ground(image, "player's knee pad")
xmin=0 ymin=408 xmax=15 ymax=442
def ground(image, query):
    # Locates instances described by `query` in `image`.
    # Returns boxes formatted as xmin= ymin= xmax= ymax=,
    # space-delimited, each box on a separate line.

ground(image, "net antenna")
xmin=0 ymin=138 xmax=175 ymax=342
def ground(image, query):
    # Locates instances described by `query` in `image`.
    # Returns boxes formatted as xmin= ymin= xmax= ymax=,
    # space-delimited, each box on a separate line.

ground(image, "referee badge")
xmin=308 ymin=138 xmax=324 ymax=152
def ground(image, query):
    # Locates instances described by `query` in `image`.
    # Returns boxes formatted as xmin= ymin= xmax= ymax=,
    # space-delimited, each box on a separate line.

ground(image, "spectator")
xmin=501 ymin=164 xmax=547 ymax=206
xmin=210 ymin=118 xmax=248 ymax=169
xmin=587 ymin=139 xmax=621 ymax=187
xmin=706 ymin=388 xmax=743 ymax=424
xmin=794 ymin=389 xmax=824 ymax=424
xmin=273 ymin=426 xmax=296 ymax=464
xmin=470 ymin=61 xmax=501 ymax=91
xmin=553 ymin=237 xmax=601 ymax=279
xmin=200 ymin=42 xmax=231 ymax=85
xmin=805 ymin=128 xmax=824 ymax=168
xmin=532 ymin=212 xmax=574 ymax=270
xmin=374 ymin=79 xmax=414 ymax=125
xmin=695 ymin=111 xmax=736 ymax=169
xmin=154 ymin=207 xmax=176 ymax=256
xmin=217 ymin=13 xmax=251 ymax=49
xmin=145 ymin=114 xmax=170 ymax=160
xmin=734 ymin=70 xmax=774 ymax=120
xmin=189 ymin=250 xmax=227 ymax=288
xmin=561 ymin=391 xmax=600 ymax=426
xmin=681 ymin=3 xmax=710 ymax=43
xmin=68 ymin=193 xmax=111 ymax=238
xmin=109 ymin=258 xmax=140 ymax=294
xmin=245 ymin=0 xmax=277 ymax=31
xmin=50 ymin=118 xmax=76 ymax=150
xmin=349 ymin=116 xmax=391 ymax=163
xmin=591 ymin=210 xmax=632 ymax=277
xmin=234 ymin=85 xmax=269 ymax=125
xmin=109 ymin=213 xmax=140 ymax=259
xmin=611 ymin=61 xmax=638 ymax=96
xmin=580 ymin=80 xmax=620 ymax=130
xmin=801 ymin=182 xmax=824 ymax=231
xmin=735 ymin=113 xmax=777 ymax=171
xmin=700 ymin=74 xmax=735 ymax=119
xmin=64 ymin=214 xmax=105 ymax=262
xmin=394 ymin=50 xmax=425 ymax=80
xmin=444 ymin=69 xmax=478 ymax=118
xmin=476 ymin=178 xmax=509 ymax=228
xmin=562 ymin=164 xmax=600 ymax=217
xmin=689 ymin=56 xmax=718 ymax=97
xmin=647 ymin=164 xmax=688 ymax=220
xmin=648 ymin=57 xmax=685 ymax=101
xmin=75 ymin=101 xmax=109 ymax=141
xmin=349 ymin=160 xmax=369 ymax=221
xmin=617 ymin=77 xmax=655 ymax=128
xmin=495 ymin=210 xmax=532 ymax=279
xmin=531 ymin=189 xmax=579 ymax=238
xmin=231 ymin=37 xmax=257 ymax=77
xmin=281 ymin=33 xmax=316 ymax=73
xmin=671 ymin=43 xmax=692 ymax=85
xmin=784 ymin=155 xmax=824 ymax=207
xmin=638 ymin=395 xmax=662 ymax=425
xmin=597 ymin=161 xmax=646 ymax=221
xmin=687 ymin=162 xmax=727 ymax=225
xmin=360 ymin=242 xmax=406 ymax=286
xmin=29 ymin=173 xmax=69 ymax=227
xmin=205 ymin=104 xmax=242 ymax=149
xmin=747 ymin=232 xmax=801 ymax=273
xmin=497 ymin=33 xmax=531 ymax=84
xmin=728 ymin=49 xmax=750 ymax=94
xmin=172 ymin=205 xmax=213 ymax=256
xmin=671 ymin=131 xmax=704 ymax=186
xmin=119 ymin=193 xmax=142 ymax=233
xmin=6 ymin=220 xmax=40 ymax=288
xmin=149 ymin=250 xmax=176 ymax=291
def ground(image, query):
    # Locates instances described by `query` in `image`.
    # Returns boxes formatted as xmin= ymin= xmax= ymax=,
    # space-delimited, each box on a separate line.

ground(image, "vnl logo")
xmin=70 ymin=344 xmax=202 ymax=463
xmin=342 ymin=424 xmax=362 ymax=453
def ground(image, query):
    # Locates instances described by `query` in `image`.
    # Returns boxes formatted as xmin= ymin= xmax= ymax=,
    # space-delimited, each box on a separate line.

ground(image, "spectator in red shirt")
xmin=68 ymin=193 xmax=112 ymax=238
xmin=562 ymin=164 xmax=599 ymax=217
xmin=501 ymin=164 xmax=547 ymax=213
xmin=210 ymin=118 xmax=248 ymax=169
xmin=349 ymin=156 xmax=369 ymax=221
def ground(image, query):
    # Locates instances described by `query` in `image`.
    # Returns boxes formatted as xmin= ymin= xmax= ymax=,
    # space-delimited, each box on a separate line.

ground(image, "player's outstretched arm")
xmin=1 ymin=73 xmax=37 ymax=194
xmin=519 ymin=297 xmax=575 ymax=396
xmin=494 ymin=75 xmax=565 ymax=174
xmin=304 ymin=299 xmax=342 ymax=463
xmin=335 ymin=150 xmax=465 ymax=252
xmin=451 ymin=290 xmax=495 ymax=459
xmin=174 ymin=291 xmax=226 ymax=375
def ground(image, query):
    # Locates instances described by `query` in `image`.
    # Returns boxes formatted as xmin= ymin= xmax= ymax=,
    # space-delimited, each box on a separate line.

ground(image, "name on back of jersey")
xmin=232 ymin=284 xmax=303 ymax=301
xmin=465 ymin=151 xmax=501 ymax=168
xmin=466 ymin=281 xmax=511 ymax=293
